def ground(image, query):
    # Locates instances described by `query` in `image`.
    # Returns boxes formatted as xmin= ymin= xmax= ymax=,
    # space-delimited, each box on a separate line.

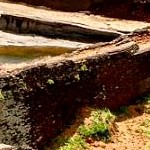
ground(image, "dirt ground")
xmin=89 ymin=105 xmax=150 ymax=150
xmin=49 ymin=96 xmax=150 ymax=150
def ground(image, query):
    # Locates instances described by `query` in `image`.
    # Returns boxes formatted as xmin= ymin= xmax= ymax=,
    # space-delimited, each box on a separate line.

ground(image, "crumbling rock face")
xmin=0 ymin=31 xmax=150 ymax=149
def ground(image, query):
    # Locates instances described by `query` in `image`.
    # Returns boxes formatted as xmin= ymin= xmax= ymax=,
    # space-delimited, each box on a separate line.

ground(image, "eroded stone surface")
xmin=0 ymin=32 xmax=150 ymax=149
xmin=0 ymin=2 xmax=150 ymax=149
xmin=0 ymin=2 xmax=149 ymax=33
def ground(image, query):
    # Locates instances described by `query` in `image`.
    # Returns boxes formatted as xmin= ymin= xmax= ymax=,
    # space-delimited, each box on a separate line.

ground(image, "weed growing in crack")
xmin=78 ymin=122 xmax=108 ymax=139
xmin=80 ymin=64 xmax=88 ymax=71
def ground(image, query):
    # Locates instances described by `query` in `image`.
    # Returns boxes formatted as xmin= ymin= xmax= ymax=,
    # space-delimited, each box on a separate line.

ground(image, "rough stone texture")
xmin=0 ymin=31 xmax=150 ymax=149
xmin=0 ymin=2 xmax=149 ymax=33
xmin=0 ymin=2 xmax=150 ymax=150
xmin=0 ymin=14 xmax=121 ymax=43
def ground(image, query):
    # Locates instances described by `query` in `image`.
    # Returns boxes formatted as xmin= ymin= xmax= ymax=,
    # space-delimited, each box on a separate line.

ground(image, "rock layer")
xmin=0 ymin=14 xmax=121 ymax=43
xmin=0 ymin=2 xmax=150 ymax=150
xmin=0 ymin=31 xmax=150 ymax=149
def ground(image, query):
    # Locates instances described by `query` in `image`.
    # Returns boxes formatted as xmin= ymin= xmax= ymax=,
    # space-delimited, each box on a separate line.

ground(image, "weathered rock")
xmin=0 ymin=30 xmax=93 ymax=64
xmin=0 ymin=14 xmax=121 ymax=42
xmin=0 ymin=2 xmax=149 ymax=33
xmin=0 ymin=31 xmax=150 ymax=149
xmin=0 ymin=1 xmax=150 ymax=150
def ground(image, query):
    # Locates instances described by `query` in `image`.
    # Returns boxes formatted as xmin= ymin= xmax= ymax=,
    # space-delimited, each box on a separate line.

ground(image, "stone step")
xmin=0 ymin=32 xmax=150 ymax=149
xmin=0 ymin=2 xmax=149 ymax=33
xmin=0 ymin=30 xmax=93 ymax=64
xmin=0 ymin=13 xmax=122 ymax=42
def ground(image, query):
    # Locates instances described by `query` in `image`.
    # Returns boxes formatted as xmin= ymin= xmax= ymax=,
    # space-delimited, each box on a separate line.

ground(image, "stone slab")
xmin=0 ymin=32 xmax=150 ymax=149
xmin=0 ymin=2 xmax=149 ymax=33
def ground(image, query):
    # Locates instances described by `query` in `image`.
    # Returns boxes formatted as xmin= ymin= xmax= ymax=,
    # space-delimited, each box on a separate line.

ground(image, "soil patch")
xmin=48 ymin=96 xmax=150 ymax=150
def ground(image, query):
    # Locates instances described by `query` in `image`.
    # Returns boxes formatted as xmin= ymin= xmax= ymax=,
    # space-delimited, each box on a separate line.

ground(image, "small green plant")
xmin=74 ymin=74 xmax=80 ymax=81
xmin=59 ymin=135 xmax=87 ymax=150
xmin=47 ymin=79 xmax=55 ymax=85
xmin=78 ymin=108 xmax=115 ymax=141
xmin=80 ymin=64 xmax=88 ymax=71
xmin=50 ymin=108 xmax=115 ymax=150
xmin=79 ymin=122 xmax=108 ymax=138
xmin=97 ymin=109 xmax=115 ymax=123
xmin=0 ymin=89 xmax=4 ymax=101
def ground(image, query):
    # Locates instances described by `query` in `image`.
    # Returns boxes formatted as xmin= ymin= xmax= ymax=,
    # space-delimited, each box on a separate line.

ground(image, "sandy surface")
xmin=89 ymin=109 xmax=150 ymax=150
xmin=49 ymin=99 xmax=150 ymax=150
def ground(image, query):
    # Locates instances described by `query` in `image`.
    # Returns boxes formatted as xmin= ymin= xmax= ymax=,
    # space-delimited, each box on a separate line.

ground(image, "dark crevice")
xmin=91 ymin=0 xmax=150 ymax=22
